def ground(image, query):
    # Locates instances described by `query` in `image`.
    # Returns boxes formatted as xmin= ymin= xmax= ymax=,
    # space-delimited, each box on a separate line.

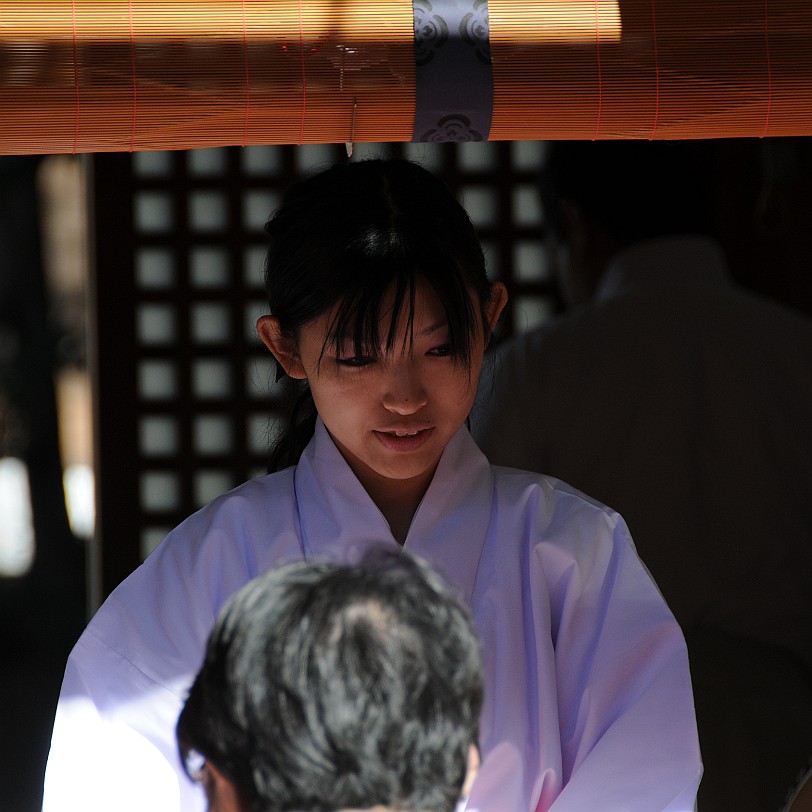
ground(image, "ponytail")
xmin=268 ymin=387 xmax=318 ymax=472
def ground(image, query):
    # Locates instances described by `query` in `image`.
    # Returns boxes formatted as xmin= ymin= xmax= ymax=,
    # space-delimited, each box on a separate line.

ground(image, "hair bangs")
xmin=421 ymin=252 xmax=481 ymax=369
xmin=319 ymin=236 xmax=481 ymax=370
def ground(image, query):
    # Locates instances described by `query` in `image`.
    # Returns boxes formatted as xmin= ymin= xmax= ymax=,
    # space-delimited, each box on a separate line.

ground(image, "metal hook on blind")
xmin=345 ymin=97 xmax=357 ymax=159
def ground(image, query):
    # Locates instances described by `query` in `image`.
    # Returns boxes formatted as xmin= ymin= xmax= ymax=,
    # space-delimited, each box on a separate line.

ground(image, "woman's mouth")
xmin=373 ymin=427 xmax=434 ymax=451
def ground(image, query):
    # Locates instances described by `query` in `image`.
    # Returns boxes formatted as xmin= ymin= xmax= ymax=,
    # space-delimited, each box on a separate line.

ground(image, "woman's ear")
xmin=256 ymin=316 xmax=307 ymax=380
xmin=484 ymin=282 xmax=508 ymax=341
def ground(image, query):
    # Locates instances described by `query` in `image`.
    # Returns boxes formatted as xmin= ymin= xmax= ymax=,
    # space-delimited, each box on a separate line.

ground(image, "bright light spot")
xmin=0 ymin=457 xmax=35 ymax=577
xmin=64 ymin=463 xmax=95 ymax=540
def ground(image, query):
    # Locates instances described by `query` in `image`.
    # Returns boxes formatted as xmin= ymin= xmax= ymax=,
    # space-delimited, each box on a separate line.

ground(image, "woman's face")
xmin=259 ymin=278 xmax=506 ymax=498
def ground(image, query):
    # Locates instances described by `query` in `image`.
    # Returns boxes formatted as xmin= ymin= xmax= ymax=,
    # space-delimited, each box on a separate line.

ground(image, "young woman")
xmin=43 ymin=159 xmax=701 ymax=812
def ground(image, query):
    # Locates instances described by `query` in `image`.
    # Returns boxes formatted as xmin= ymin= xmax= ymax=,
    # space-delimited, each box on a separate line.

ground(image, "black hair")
xmin=540 ymin=139 xmax=719 ymax=245
xmin=177 ymin=551 xmax=484 ymax=812
xmin=264 ymin=158 xmax=495 ymax=471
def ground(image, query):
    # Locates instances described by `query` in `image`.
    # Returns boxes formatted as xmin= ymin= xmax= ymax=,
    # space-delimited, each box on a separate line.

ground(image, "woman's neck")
xmin=325 ymin=431 xmax=440 ymax=544
xmin=361 ymin=469 xmax=435 ymax=545
xmin=334 ymin=454 xmax=436 ymax=544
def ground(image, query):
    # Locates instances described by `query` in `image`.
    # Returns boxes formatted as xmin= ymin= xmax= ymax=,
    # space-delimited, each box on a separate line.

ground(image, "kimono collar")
xmin=294 ymin=418 xmax=495 ymax=603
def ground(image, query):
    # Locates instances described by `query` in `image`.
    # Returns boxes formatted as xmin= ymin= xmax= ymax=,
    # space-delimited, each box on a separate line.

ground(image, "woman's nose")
xmin=381 ymin=364 xmax=428 ymax=415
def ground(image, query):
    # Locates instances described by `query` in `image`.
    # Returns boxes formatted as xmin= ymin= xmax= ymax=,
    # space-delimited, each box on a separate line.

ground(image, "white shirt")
xmin=44 ymin=419 xmax=701 ymax=811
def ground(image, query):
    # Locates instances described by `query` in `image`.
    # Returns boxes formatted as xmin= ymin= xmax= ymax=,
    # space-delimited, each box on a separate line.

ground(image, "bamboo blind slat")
xmin=0 ymin=0 xmax=415 ymax=152
xmin=490 ymin=0 xmax=812 ymax=140
xmin=2 ymin=0 xmax=812 ymax=153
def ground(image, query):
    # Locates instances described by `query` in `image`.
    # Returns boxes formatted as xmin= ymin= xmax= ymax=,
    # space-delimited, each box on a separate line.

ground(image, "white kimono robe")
xmin=43 ymin=420 xmax=701 ymax=812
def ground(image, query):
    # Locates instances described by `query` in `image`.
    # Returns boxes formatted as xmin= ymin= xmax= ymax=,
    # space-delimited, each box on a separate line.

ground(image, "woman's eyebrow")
xmin=418 ymin=319 xmax=448 ymax=337
xmin=331 ymin=319 xmax=447 ymax=347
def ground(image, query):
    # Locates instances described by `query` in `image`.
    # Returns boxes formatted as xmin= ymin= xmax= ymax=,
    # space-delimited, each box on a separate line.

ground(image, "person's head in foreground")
xmin=176 ymin=551 xmax=484 ymax=812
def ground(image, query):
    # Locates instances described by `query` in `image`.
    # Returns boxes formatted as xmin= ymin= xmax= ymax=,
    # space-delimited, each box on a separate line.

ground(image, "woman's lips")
xmin=373 ymin=427 xmax=435 ymax=451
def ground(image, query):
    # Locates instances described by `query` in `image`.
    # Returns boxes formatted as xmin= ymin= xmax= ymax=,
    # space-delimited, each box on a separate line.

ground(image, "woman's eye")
xmin=337 ymin=355 xmax=376 ymax=368
xmin=427 ymin=343 xmax=452 ymax=357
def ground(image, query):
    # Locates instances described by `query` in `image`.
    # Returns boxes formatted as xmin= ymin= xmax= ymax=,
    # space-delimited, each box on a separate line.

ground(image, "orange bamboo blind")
xmin=1 ymin=0 xmax=812 ymax=154
xmin=490 ymin=0 xmax=812 ymax=140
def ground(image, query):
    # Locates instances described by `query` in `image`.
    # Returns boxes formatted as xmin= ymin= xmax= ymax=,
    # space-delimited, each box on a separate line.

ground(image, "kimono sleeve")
xmin=40 ymin=476 xmax=299 ymax=812
xmin=42 ymin=631 xmax=204 ymax=812
xmin=545 ymin=512 xmax=702 ymax=811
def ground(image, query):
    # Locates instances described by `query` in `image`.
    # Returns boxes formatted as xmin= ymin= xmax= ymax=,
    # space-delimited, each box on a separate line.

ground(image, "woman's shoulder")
xmin=150 ymin=466 xmax=304 ymax=575
xmin=118 ymin=468 xmax=300 ymax=572
xmin=178 ymin=466 xmax=299 ymax=533
xmin=483 ymin=466 xmax=659 ymax=620
xmin=85 ymin=467 xmax=305 ymax=676
xmin=490 ymin=463 xmax=622 ymax=517
xmin=488 ymin=464 xmax=631 ymax=554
